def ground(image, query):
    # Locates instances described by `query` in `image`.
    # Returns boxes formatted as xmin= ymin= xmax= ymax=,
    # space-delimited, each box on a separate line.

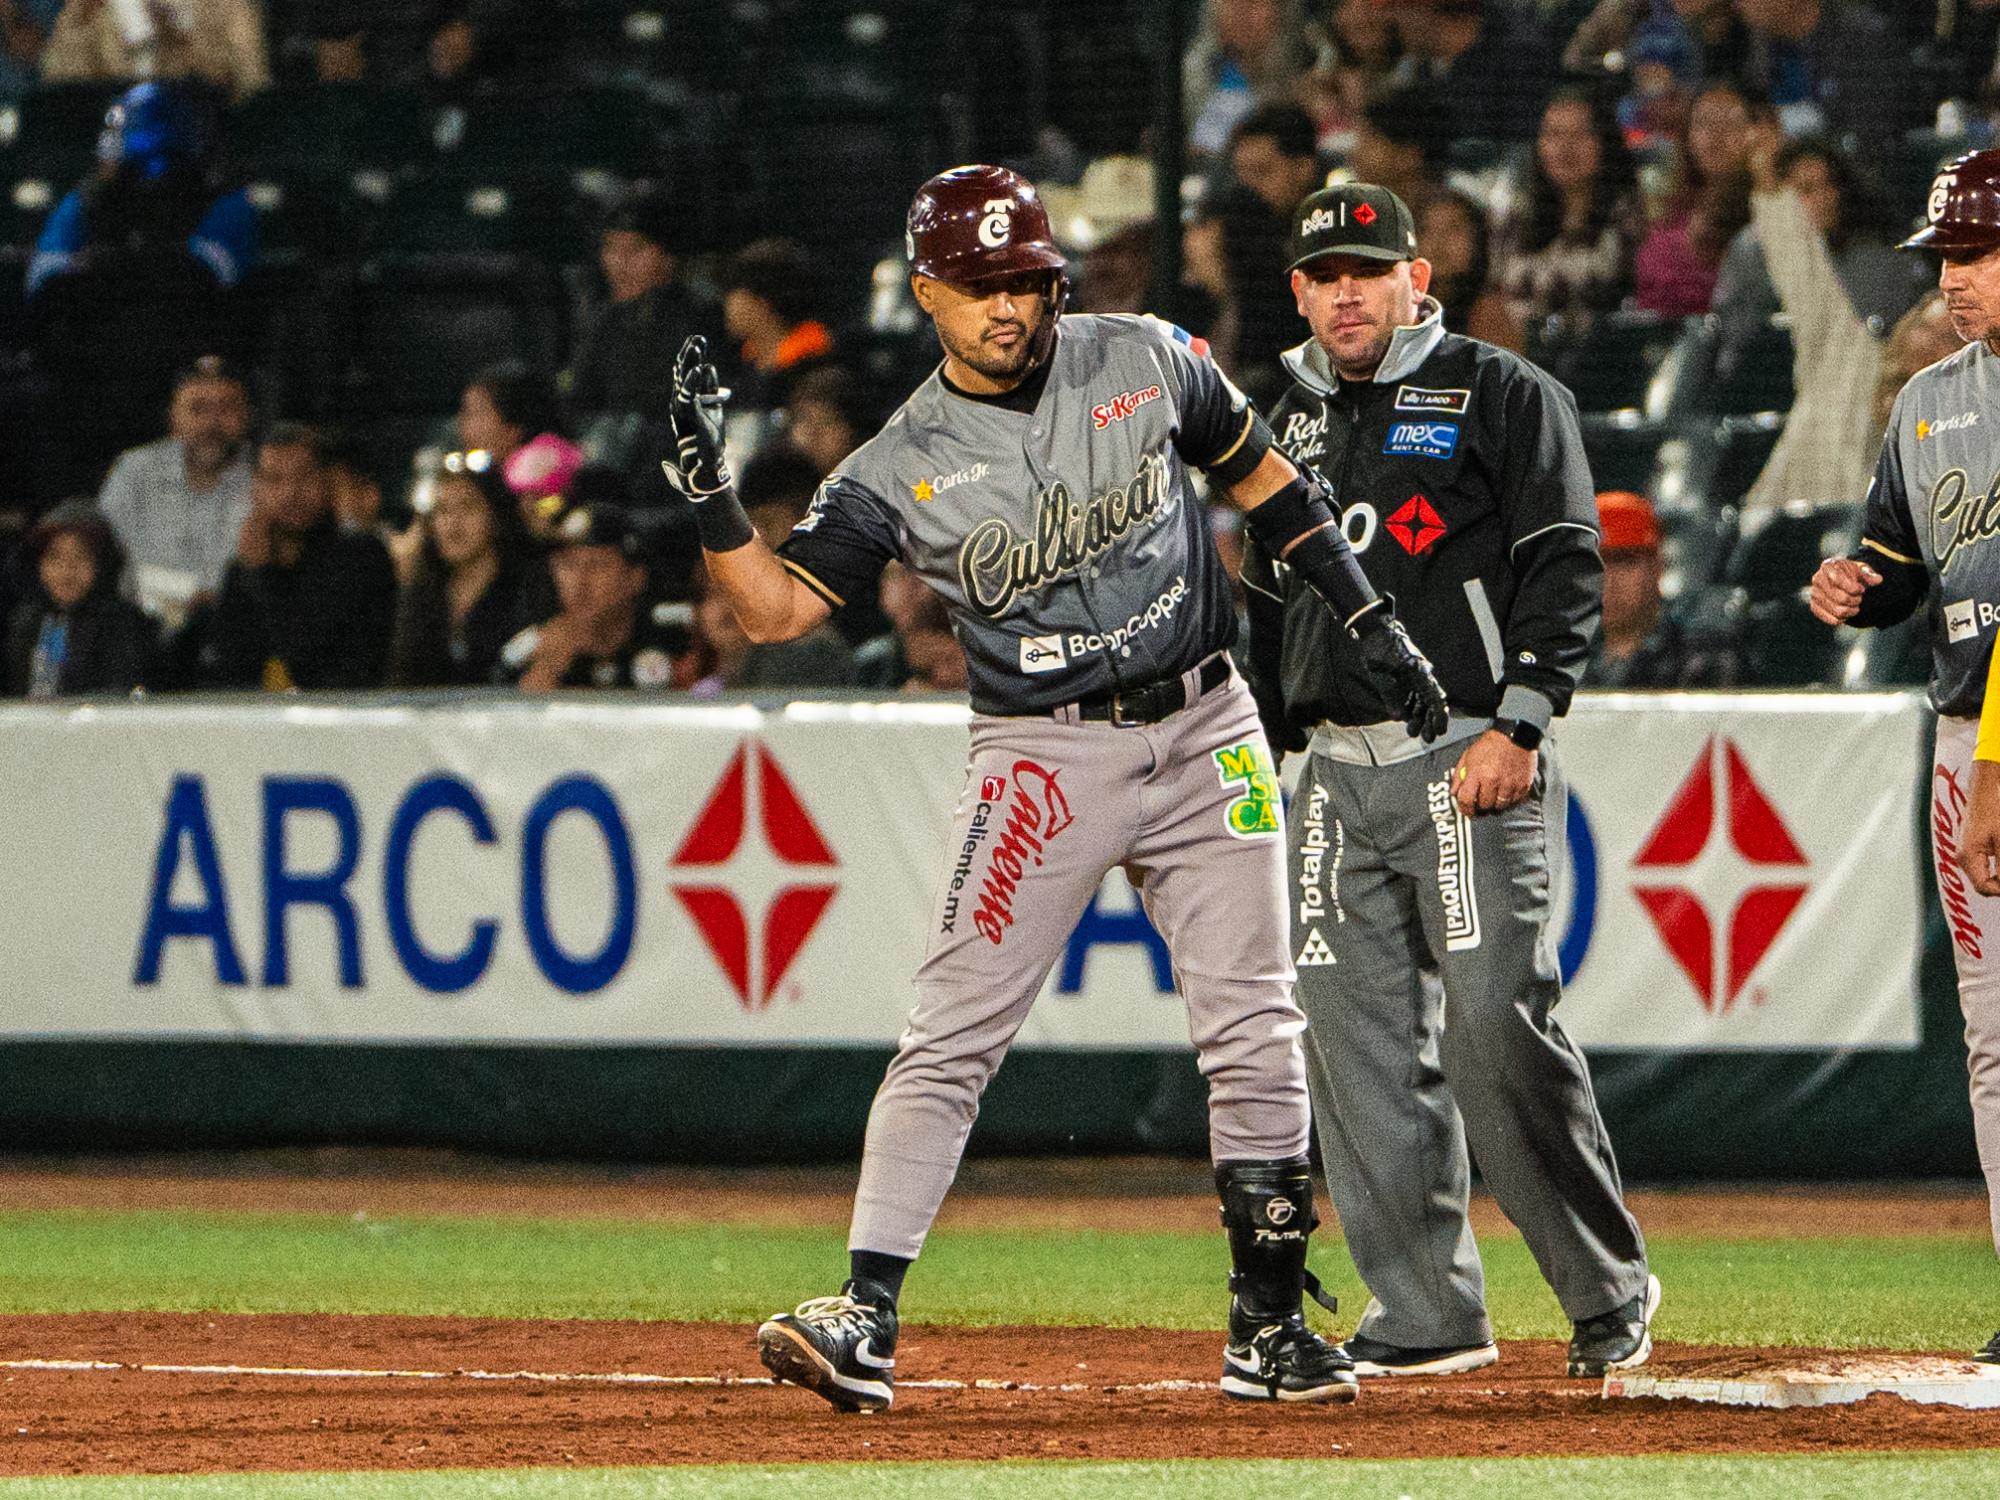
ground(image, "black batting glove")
xmin=1354 ymin=611 xmax=1449 ymax=742
xmin=663 ymin=335 xmax=734 ymax=501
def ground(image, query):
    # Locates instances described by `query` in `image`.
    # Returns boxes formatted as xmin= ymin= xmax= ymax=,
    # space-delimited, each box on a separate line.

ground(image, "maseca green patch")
xmin=1213 ymin=743 xmax=1280 ymax=837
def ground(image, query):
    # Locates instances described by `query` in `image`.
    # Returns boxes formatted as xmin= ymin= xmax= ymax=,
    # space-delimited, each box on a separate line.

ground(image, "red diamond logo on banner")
xmin=1630 ymin=736 xmax=1808 ymax=1014
xmin=1386 ymin=494 xmax=1447 ymax=555
xmin=670 ymin=742 xmax=838 ymax=1011
xmin=1353 ymin=202 xmax=1377 ymax=225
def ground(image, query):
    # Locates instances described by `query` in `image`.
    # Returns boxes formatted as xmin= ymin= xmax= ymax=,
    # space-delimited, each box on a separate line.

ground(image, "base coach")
xmin=1244 ymin=183 xmax=1656 ymax=1380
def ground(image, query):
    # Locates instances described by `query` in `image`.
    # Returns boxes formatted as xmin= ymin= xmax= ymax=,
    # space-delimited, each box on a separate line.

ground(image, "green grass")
xmin=0 ymin=1208 xmax=1993 ymax=1352
xmin=4 ymin=1455 xmax=2000 ymax=1500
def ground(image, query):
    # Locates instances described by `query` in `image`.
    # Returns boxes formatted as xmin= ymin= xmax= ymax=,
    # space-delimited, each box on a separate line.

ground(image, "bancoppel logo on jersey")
xmin=1091 ymin=384 xmax=1164 ymax=430
xmin=1064 ymin=575 xmax=1187 ymax=656
xmin=1384 ymin=421 xmax=1459 ymax=460
xmin=1919 ymin=412 xmax=1980 ymax=441
xmin=1019 ymin=634 xmax=1067 ymax=673
xmin=1944 ymin=598 xmax=2000 ymax=643
xmin=1394 ymin=386 xmax=1470 ymax=415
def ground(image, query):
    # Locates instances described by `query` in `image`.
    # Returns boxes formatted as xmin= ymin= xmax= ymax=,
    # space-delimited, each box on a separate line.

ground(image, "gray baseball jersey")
xmin=776 ymin=314 xmax=1255 ymax=714
xmin=1860 ymin=338 xmax=2000 ymax=716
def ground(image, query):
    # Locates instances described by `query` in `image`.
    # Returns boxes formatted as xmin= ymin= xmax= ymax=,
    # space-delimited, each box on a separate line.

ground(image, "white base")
xmin=1605 ymin=1358 xmax=2000 ymax=1410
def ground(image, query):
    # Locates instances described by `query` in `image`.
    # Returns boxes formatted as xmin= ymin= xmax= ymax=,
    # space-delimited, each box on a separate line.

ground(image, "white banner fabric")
xmin=0 ymin=693 xmax=1925 ymax=1051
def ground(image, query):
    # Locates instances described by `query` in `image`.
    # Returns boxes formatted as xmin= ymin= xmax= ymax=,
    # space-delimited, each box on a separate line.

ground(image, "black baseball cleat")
xmin=1220 ymin=1298 xmax=1359 ymax=1403
xmin=1568 ymin=1274 xmax=1662 ymax=1378
xmin=757 ymin=1280 xmax=898 ymax=1413
xmin=1341 ymin=1333 xmax=1499 ymax=1378
xmin=1976 ymin=1327 xmax=2000 ymax=1365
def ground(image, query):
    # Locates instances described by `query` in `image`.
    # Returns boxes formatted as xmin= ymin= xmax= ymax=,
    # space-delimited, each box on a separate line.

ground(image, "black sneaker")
xmin=1220 ymin=1298 xmax=1359 ymax=1403
xmin=1342 ymin=1333 xmax=1499 ymax=1377
xmin=757 ymin=1279 xmax=898 ymax=1412
xmin=1568 ymin=1274 xmax=1661 ymax=1378
xmin=1976 ymin=1328 xmax=2000 ymax=1366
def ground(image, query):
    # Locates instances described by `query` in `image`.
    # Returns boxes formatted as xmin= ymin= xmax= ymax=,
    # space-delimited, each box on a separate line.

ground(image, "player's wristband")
xmin=686 ymin=482 xmax=757 ymax=553
xmin=1243 ymin=474 xmax=1383 ymax=630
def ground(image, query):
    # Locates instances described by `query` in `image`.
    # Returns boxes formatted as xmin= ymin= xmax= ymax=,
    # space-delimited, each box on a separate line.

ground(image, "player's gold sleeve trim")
xmin=1861 ymin=537 xmax=1920 ymax=566
xmin=1202 ymin=408 xmax=1256 ymax=470
xmin=1978 ymin=645 xmax=2000 ymax=763
xmin=783 ymin=558 xmax=846 ymax=608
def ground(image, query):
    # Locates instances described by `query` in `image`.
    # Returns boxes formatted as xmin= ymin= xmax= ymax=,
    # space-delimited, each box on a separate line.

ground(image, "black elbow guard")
xmin=1243 ymin=474 xmax=1384 ymax=631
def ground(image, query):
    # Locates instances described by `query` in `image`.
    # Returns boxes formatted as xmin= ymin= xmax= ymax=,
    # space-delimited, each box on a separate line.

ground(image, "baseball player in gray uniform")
xmin=1815 ymin=150 xmax=2000 ymax=1366
xmin=660 ymin=164 xmax=1448 ymax=1413
xmin=1244 ymin=184 xmax=1655 ymax=1381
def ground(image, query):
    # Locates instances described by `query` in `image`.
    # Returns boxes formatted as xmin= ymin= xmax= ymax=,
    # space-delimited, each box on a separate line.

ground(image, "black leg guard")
xmin=1216 ymin=1158 xmax=1336 ymax=1320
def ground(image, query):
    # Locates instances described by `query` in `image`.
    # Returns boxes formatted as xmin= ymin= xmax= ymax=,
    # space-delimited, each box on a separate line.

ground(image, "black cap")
xmin=552 ymin=502 xmax=643 ymax=561
xmin=1287 ymin=184 xmax=1419 ymax=272
xmin=604 ymin=185 xmax=685 ymax=255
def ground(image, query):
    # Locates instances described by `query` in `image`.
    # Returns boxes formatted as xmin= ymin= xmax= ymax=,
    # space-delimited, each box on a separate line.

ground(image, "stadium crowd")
xmin=0 ymin=0 xmax=1986 ymax=699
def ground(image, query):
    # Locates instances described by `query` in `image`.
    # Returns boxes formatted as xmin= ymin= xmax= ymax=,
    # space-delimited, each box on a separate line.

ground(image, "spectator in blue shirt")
xmin=27 ymin=80 xmax=256 ymax=297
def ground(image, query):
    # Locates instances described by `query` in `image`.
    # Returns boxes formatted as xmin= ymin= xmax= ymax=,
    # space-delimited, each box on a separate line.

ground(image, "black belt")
xmin=1071 ymin=654 xmax=1230 ymax=726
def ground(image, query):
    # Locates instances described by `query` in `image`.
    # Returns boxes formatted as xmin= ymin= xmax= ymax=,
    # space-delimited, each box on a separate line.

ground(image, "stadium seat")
xmin=240 ymin=174 xmax=346 ymax=270
xmin=1657 ymin=503 xmax=1739 ymax=601
xmin=1709 ymin=317 xmax=1795 ymax=417
xmin=0 ymin=83 xmax=122 ymax=186
xmin=1722 ymin=500 xmax=1862 ymax=604
xmin=359 ymin=173 xmax=578 ymax=264
xmin=1660 ymin=414 xmax=1784 ymax=511
xmin=28 ymin=249 xmax=247 ymax=494
xmin=225 ymin=84 xmax=429 ymax=181
xmin=346 ymin=256 xmax=563 ymax=415
xmin=1554 ymin=309 xmax=1679 ymax=414
xmin=1581 ymin=411 xmax=1670 ymax=495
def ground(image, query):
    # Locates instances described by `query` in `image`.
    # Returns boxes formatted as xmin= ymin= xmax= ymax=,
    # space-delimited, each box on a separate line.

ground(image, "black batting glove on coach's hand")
xmin=1354 ymin=612 xmax=1450 ymax=742
xmin=663 ymin=335 xmax=734 ymax=501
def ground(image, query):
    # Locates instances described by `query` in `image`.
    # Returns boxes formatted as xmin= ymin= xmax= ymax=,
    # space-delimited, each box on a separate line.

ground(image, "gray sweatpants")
xmin=851 ymin=667 xmax=1313 ymax=1260
xmin=1290 ymin=722 xmax=1648 ymax=1347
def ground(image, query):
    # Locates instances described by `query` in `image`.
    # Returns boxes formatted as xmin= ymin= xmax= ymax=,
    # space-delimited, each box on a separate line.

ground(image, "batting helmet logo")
xmin=1901 ymin=149 xmax=2000 ymax=254
xmin=907 ymin=165 xmax=1066 ymax=285
xmin=978 ymin=198 xmax=1015 ymax=248
xmin=1931 ymin=171 xmax=1958 ymax=224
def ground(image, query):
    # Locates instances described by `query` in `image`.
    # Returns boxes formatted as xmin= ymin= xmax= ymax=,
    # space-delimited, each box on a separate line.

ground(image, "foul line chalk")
xmin=0 ymin=1359 xmax=1212 ymax=1395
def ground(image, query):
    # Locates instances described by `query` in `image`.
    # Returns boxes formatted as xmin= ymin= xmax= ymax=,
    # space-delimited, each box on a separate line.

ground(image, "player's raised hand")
xmin=663 ymin=336 xmax=733 ymax=501
xmin=1808 ymin=556 xmax=1882 ymax=626
xmin=1356 ymin=614 xmax=1449 ymax=742
xmin=1962 ymin=761 xmax=2000 ymax=898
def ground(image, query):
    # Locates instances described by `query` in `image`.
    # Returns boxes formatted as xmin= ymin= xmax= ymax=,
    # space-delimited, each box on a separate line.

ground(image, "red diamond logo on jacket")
xmin=1630 ymin=736 xmax=1808 ymax=1015
xmin=670 ymin=741 xmax=839 ymax=1011
xmin=1386 ymin=494 xmax=1446 ymax=555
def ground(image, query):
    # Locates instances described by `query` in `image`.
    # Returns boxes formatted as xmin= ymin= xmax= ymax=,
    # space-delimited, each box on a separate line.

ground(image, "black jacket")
xmin=2 ymin=594 xmax=156 ymax=697
xmin=202 ymin=519 xmax=398 ymax=690
xmin=1244 ymin=300 xmax=1602 ymax=747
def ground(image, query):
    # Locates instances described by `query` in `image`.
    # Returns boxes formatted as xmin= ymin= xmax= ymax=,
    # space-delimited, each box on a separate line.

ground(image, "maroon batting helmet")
xmin=1900 ymin=149 xmax=2000 ymax=255
xmin=906 ymin=164 xmax=1068 ymax=285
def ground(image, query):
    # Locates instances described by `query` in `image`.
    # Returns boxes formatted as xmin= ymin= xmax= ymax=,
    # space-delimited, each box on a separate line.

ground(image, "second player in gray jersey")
xmin=1814 ymin=149 xmax=2000 ymax=1366
xmin=661 ymin=163 xmax=1449 ymax=1413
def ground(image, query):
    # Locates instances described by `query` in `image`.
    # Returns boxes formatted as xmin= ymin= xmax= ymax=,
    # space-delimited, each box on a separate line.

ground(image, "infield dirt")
xmin=0 ymin=1161 xmax=1994 ymax=1476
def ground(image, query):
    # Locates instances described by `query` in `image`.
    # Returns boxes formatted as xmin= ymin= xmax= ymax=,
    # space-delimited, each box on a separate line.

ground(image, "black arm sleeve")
xmin=1495 ymin=369 xmax=1602 ymax=719
xmin=1149 ymin=317 xmax=1275 ymax=487
xmin=775 ymin=474 xmax=901 ymax=608
xmin=1851 ymin=425 xmax=1929 ymax=630
xmin=1240 ymin=538 xmax=1305 ymax=752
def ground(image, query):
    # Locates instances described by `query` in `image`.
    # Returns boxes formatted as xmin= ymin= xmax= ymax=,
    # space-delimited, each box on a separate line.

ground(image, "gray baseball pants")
xmin=1931 ymin=716 xmax=2000 ymax=1258
xmin=1289 ymin=721 xmax=1649 ymax=1348
xmin=850 ymin=666 xmax=1312 ymax=1260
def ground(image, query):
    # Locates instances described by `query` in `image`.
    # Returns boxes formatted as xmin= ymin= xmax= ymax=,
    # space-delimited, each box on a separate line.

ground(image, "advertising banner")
xmin=0 ymin=693 xmax=1926 ymax=1052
